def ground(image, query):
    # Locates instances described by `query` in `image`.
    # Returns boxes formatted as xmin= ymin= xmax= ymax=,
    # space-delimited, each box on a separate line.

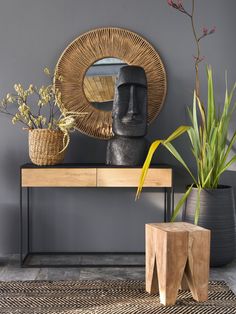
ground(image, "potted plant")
xmin=136 ymin=0 xmax=236 ymax=266
xmin=0 ymin=68 xmax=86 ymax=165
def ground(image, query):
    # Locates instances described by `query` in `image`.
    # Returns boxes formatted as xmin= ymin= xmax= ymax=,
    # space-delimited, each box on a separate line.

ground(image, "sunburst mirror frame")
xmin=55 ymin=27 xmax=167 ymax=139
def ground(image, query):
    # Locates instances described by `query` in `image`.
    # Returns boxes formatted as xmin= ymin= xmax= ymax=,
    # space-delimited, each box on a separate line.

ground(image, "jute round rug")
xmin=0 ymin=280 xmax=235 ymax=313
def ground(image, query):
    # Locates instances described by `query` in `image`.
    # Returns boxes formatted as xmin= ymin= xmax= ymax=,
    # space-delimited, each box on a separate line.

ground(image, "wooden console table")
xmin=20 ymin=163 xmax=173 ymax=267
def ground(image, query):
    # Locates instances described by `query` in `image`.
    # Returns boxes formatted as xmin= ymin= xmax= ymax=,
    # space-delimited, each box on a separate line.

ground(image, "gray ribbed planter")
xmin=183 ymin=185 xmax=236 ymax=267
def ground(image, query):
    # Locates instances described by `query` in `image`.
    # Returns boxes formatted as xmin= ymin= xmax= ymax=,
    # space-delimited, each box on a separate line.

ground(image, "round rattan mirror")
xmin=55 ymin=27 xmax=167 ymax=139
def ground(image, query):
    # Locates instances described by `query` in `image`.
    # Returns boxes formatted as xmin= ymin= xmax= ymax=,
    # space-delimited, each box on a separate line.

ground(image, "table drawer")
xmin=21 ymin=168 xmax=96 ymax=187
xmin=97 ymin=168 xmax=172 ymax=187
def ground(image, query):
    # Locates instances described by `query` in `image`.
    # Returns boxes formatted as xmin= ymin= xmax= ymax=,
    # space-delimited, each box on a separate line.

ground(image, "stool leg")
xmin=184 ymin=230 xmax=211 ymax=302
xmin=145 ymin=225 xmax=159 ymax=294
xmin=156 ymin=231 xmax=188 ymax=306
xmin=180 ymin=273 xmax=190 ymax=291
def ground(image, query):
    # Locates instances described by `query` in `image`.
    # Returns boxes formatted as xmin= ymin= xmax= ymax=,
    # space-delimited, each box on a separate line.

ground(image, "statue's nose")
xmin=121 ymin=85 xmax=142 ymax=124
xmin=127 ymin=85 xmax=139 ymax=116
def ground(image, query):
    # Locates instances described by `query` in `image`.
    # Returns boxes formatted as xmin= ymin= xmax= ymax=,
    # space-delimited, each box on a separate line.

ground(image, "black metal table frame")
xmin=20 ymin=170 xmax=174 ymax=268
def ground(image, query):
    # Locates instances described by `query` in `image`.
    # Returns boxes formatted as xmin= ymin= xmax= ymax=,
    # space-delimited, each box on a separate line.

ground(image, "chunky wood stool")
xmin=146 ymin=222 xmax=211 ymax=306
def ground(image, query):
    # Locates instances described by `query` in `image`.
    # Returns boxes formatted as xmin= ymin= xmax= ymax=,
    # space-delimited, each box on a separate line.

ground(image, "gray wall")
xmin=0 ymin=0 xmax=235 ymax=253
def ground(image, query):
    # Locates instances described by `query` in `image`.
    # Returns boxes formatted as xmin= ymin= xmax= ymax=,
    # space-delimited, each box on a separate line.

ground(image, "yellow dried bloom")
xmin=44 ymin=68 xmax=50 ymax=76
xmin=14 ymin=84 xmax=19 ymax=92
xmin=11 ymin=113 xmax=21 ymax=125
xmin=28 ymin=121 xmax=33 ymax=128
xmin=27 ymin=84 xmax=34 ymax=95
xmin=32 ymin=117 xmax=39 ymax=127
xmin=19 ymin=103 xmax=30 ymax=115
xmin=6 ymin=93 xmax=14 ymax=103
xmin=12 ymin=117 xmax=17 ymax=124
xmin=41 ymin=117 xmax=47 ymax=125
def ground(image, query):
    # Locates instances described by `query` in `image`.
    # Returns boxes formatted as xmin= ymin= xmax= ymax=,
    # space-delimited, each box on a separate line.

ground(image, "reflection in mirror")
xmin=83 ymin=58 xmax=127 ymax=111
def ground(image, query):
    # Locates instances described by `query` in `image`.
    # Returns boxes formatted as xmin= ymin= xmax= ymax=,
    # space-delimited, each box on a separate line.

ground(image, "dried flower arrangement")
xmin=0 ymin=68 xmax=84 ymax=132
xmin=0 ymin=68 xmax=86 ymax=165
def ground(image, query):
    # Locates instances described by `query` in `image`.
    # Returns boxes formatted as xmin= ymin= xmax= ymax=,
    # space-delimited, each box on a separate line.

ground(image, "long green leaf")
xmin=171 ymin=184 xmax=193 ymax=222
xmin=207 ymin=66 xmax=215 ymax=134
xmin=136 ymin=140 xmax=162 ymax=199
xmin=192 ymin=91 xmax=200 ymax=145
xmin=220 ymin=131 xmax=236 ymax=169
xmin=164 ymin=126 xmax=190 ymax=143
xmin=136 ymin=126 xmax=190 ymax=200
xmin=216 ymin=155 xmax=236 ymax=184
xmin=163 ymin=142 xmax=197 ymax=185
xmin=202 ymin=167 xmax=213 ymax=188
xmin=194 ymin=188 xmax=202 ymax=225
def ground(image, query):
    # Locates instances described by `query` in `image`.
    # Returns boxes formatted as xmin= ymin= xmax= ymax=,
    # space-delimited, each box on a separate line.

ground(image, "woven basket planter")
xmin=28 ymin=129 xmax=66 ymax=166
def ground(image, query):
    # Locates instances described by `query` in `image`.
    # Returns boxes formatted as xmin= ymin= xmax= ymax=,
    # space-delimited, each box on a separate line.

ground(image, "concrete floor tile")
xmin=79 ymin=267 xmax=145 ymax=280
xmin=0 ymin=267 xmax=40 ymax=281
xmin=81 ymin=254 xmax=144 ymax=266
xmin=36 ymin=268 xmax=81 ymax=281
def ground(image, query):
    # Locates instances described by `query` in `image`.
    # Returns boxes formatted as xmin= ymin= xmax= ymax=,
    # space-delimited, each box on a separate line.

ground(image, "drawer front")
xmin=97 ymin=168 xmax=172 ymax=187
xmin=21 ymin=168 xmax=96 ymax=187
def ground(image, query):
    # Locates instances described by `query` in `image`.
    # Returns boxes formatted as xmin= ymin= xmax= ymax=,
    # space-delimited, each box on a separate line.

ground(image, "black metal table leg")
xmin=20 ymin=170 xmax=31 ymax=267
xmin=164 ymin=187 xmax=167 ymax=222
xmin=171 ymin=186 xmax=174 ymax=218
xmin=27 ymin=187 xmax=30 ymax=254
xmin=164 ymin=187 xmax=174 ymax=222
xmin=20 ymin=184 xmax=23 ymax=266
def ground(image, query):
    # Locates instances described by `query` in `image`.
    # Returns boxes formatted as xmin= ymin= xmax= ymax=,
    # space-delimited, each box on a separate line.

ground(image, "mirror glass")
xmin=83 ymin=58 xmax=127 ymax=111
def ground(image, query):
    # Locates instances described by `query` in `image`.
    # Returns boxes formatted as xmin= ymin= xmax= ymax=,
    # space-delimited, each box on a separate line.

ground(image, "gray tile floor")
xmin=0 ymin=254 xmax=235 ymax=294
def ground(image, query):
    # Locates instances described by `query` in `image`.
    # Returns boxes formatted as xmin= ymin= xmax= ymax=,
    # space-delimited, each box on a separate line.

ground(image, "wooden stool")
xmin=145 ymin=222 xmax=211 ymax=306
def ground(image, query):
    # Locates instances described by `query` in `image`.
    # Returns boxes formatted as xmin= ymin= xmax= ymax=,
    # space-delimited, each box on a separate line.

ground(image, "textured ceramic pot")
xmin=183 ymin=185 xmax=236 ymax=267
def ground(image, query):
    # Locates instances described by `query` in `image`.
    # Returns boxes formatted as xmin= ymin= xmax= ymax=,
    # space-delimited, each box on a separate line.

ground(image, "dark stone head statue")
xmin=106 ymin=65 xmax=149 ymax=166
xmin=112 ymin=65 xmax=147 ymax=137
